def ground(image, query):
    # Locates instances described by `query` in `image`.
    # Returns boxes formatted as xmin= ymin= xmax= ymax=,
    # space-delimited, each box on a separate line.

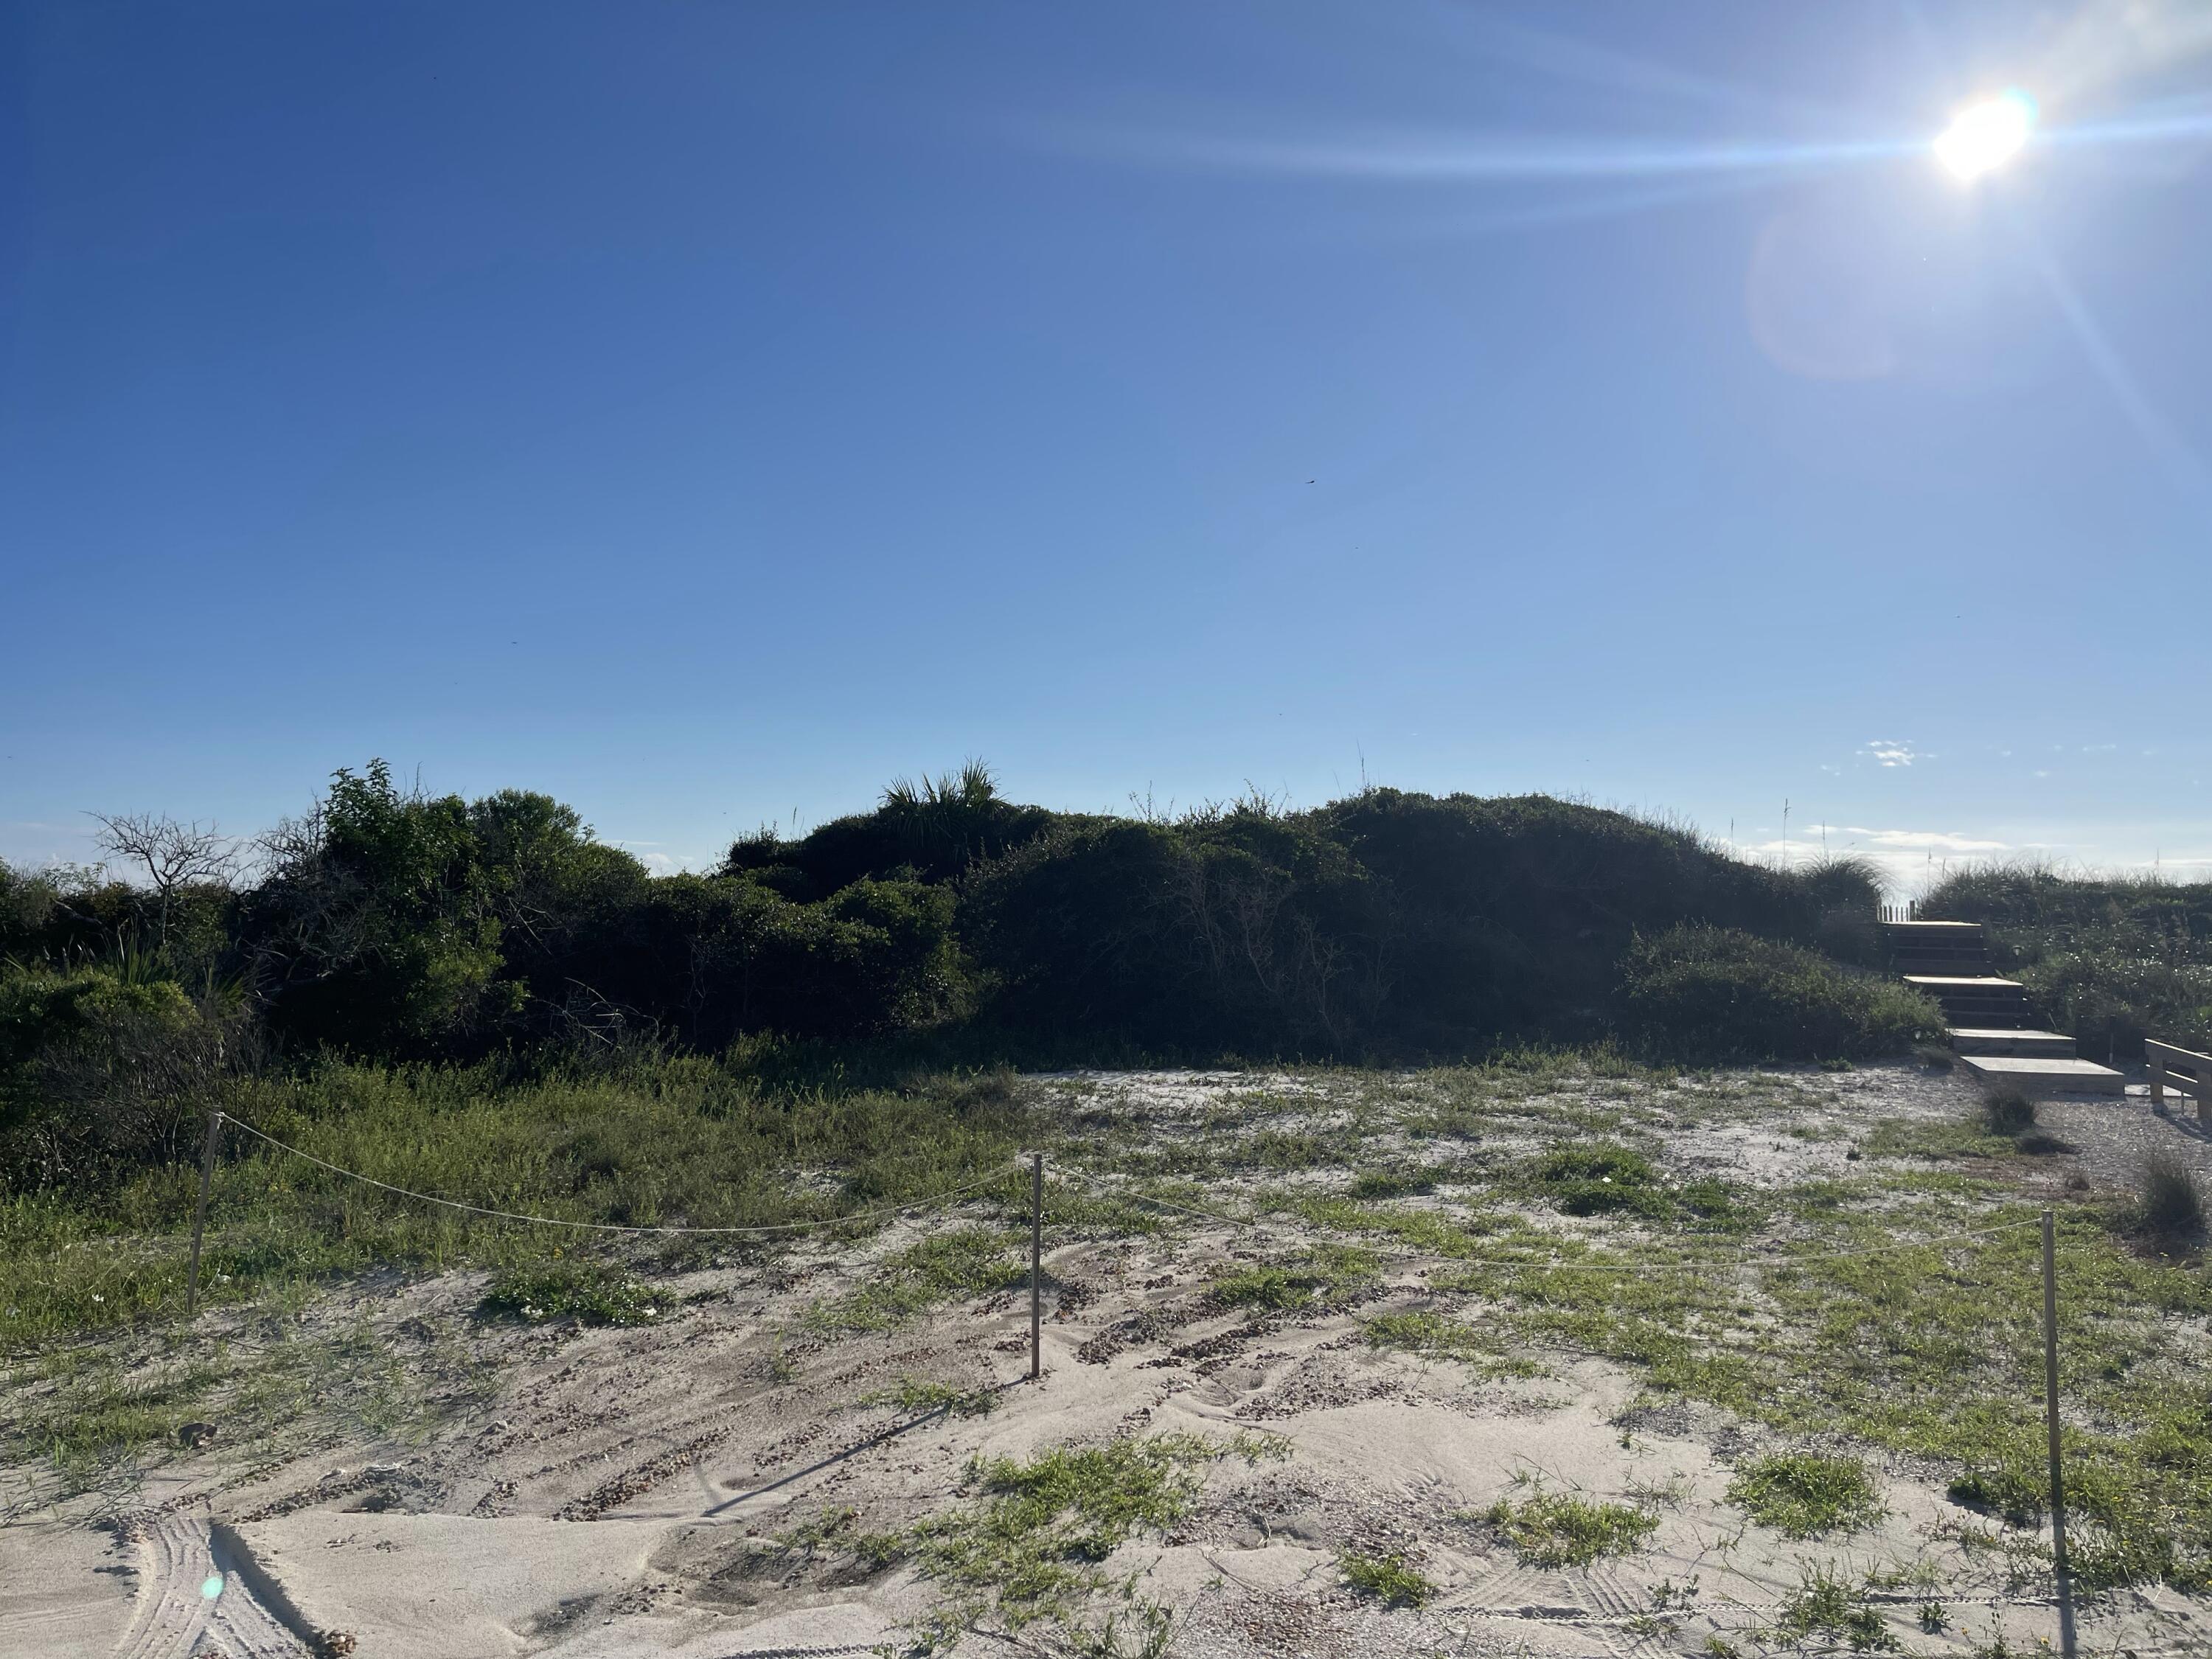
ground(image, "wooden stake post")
xmin=2043 ymin=1209 xmax=2076 ymax=1658
xmin=186 ymin=1108 xmax=222 ymax=1316
xmin=1029 ymin=1152 xmax=1044 ymax=1380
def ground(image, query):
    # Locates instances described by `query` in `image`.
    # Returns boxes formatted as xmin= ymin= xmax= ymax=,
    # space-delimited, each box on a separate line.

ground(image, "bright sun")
xmin=1934 ymin=90 xmax=2037 ymax=181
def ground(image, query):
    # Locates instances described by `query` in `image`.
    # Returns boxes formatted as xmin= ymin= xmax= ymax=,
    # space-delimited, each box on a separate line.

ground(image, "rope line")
xmin=1062 ymin=1169 xmax=1254 ymax=1228
xmin=215 ymin=1113 xmax=1013 ymax=1237
xmin=215 ymin=1110 xmax=2043 ymax=1265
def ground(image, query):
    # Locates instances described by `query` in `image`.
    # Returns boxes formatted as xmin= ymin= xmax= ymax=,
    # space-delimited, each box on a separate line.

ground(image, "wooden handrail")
xmin=2147 ymin=1038 xmax=2212 ymax=1121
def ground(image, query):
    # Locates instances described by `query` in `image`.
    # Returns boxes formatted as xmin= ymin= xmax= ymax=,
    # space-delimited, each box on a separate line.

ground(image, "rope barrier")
xmin=1061 ymin=1169 xmax=1255 ymax=1228
xmin=215 ymin=1112 xmax=1015 ymax=1237
xmin=198 ymin=1110 xmax=2046 ymax=1291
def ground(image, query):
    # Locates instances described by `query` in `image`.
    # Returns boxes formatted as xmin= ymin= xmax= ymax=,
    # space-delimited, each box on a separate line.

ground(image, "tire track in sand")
xmin=114 ymin=1501 xmax=310 ymax=1659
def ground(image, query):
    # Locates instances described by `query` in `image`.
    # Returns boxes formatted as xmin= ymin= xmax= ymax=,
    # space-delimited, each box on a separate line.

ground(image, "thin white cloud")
xmin=1858 ymin=740 xmax=1924 ymax=768
xmin=1839 ymin=827 xmax=2011 ymax=854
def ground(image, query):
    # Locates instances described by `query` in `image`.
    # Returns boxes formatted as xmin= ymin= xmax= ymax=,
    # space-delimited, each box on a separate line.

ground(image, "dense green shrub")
xmin=961 ymin=809 xmax=1387 ymax=1052
xmin=1623 ymin=926 xmax=1937 ymax=1062
xmin=0 ymin=963 xmax=246 ymax=1186
xmin=4 ymin=765 xmax=1914 ymax=1191
xmin=1314 ymin=792 xmax=1881 ymax=1044
xmin=725 ymin=761 xmax=1073 ymax=897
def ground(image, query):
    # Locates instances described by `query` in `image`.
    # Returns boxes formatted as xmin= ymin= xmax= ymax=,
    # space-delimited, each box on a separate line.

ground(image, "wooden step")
xmin=1948 ymin=1028 xmax=2078 ymax=1058
xmin=1893 ymin=956 xmax=1994 ymax=978
xmin=1905 ymin=973 xmax=2037 ymax=1029
xmin=1960 ymin=1055 xmax=2125 ymax=1096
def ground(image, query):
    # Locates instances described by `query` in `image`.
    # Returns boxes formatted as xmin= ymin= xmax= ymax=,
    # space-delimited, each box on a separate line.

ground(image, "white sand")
xmin=11 ymin=1063 xmax=2212 ymax=1656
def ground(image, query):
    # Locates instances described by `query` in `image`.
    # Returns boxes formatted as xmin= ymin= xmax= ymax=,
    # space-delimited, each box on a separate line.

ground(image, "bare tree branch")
xmin=86 ymin=812 xmax=239 ymax=952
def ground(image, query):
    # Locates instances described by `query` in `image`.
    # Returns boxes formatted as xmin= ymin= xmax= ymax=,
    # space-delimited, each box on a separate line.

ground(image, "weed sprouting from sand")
xmin=1208 ymin=1245 xmax=1378 ymax=1313
xmin=481 ymin=1260 xmax=661 ymax=1326
xmin=1980 ymin=1088 xmax=2037 ymax=1137
xmin=1363 ymin=1310 xmax=1541 ymax=1379
xmin=1071 ymin=1596 xmax=1176 ymax=1659
xmin=858 ymin=1375 xmax=999 ymax=1418
xmin=1766 ymin=1561 xmax=1899 ymax=1652
xmin=1340 ymin=1550 xmax=1435 ymax=1606
xmin=1347 ymin=1166 xmax=1439 ymax=1200
xmin=1534 ymin=1141 xmax=1669 ymax=1217
xmin=2134 ymin=1150 xmax=2205 ymax=1244
xmin=898 ymin=1433 xmax=1247 ymax=1638
xmin=1728 ymin=1453 xmax=1884 ymax=1540
xmin=804 ymin=1226 xmax=1025 ymax=1332
xmin=1479 ymin=1489 xmax=1658 ymax=1567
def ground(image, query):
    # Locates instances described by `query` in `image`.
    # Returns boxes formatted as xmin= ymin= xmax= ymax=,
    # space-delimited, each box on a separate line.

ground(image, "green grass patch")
xmin=1480 ymin=1490 xmax=1658 ymax=1567
xmin=480 ymin=1259 xmax=661 ymax=1326
xmin=1527 ymin=1141 xmax=1764 ymax=1231
xmin=1208 ymin=1245 xmax=1379 ymax=1313
xmin=1767 ymin=1562 xmax=1898 ymax=1652
xmin=806 ymin=1227 xmax=1025 ymax=1332
xmin=1340 ymin=1550 xmax=1435 ymax=1606
xmin=1363 ymin=1310 xmax=1541 ymax=1378
xmin=1435 ymin=1195 xmax=2212 ymax=1592
xmin=1290 ymin=1192 xmax=1522 ymax=1258
xmin=858 ymin=1375 xmax=999 ymax=1418
xmin=1860 ymin=1115 xmax=2023 ymax=1163
xmin=1534 ymin=1141 xmax=1668 ymax=1217
xmin=1 ymin=1053 xmax=1024 ymax=1349
xmin=1728 ymin=1452 xmax=1885 ymax=1539
xmin=901 ymin=1433 xmax=1251 ymax=1635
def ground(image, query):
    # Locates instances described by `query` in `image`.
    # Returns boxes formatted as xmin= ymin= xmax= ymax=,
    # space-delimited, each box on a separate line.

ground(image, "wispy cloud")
xmin=1859 ymin=740 xmax=1924 ymax=768
xmin=1839 ymin=827 xmax=2009 ymax=853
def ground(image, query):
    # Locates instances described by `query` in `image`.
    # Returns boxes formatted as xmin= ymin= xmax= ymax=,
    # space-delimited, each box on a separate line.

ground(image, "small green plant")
xmin=1534 ymin=1141 xmax=1668 ymax=1217
xmin=2135 ymin=1150 xmax=2205 ymax=1242
xmin=1771 ymin=1562 xmax=1897 ymax=1652
xmin=1340 ymin=1550 xmax=1434 ymax=1607
xmin=1073 ymin=1597 xmax=1175 ymax=1659
xmin=1727 ymin=1453 xmax=1884 ymax=1540
xmin=902 ymin=1434 xmax=1233 ymax=1633
xmin=807 ymin=1227 xmax=1026 ymax=1332
xmin=1208 ymin=1246 xmax=1377 ymax=1313
xmin=859 ymin=1375 xmax=998 ymax=1417
xmin=1626 ymin=1574 xmax=1698 ymax=1639
xmin=1947 ymin=1468 xmax=2043 ymax=1528
xmin=1981 ymin=1088 xmax=2037 ymax=1136
xmin=1918 ymin=1599 xmax=1948 ymax=1633
xmin=1481 ymin=1490 xmax=1658 ymax=1567
xmin=480 ymin=1260 xmax=660 ymax=1326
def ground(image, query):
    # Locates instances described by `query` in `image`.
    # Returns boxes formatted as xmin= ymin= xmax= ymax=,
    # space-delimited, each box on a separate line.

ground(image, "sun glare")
xmin=1934 ymin=91 xmax=2037 ymax=181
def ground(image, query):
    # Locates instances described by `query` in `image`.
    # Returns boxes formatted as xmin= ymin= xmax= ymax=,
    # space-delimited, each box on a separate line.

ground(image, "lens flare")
xmin=200 ymin=1574 xmax=225 ymax=1600
xmin=1934 ymin=91 xmax=2037 ymax=181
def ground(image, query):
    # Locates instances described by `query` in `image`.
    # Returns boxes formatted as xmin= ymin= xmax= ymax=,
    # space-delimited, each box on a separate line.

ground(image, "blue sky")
xmin=5 ymin=1 xmax=2208 ymax=891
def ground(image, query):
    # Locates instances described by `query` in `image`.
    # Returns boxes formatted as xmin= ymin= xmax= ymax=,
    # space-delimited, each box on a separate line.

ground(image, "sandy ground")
xmin=7 ymin=1062 xmax=2212 ymax=1659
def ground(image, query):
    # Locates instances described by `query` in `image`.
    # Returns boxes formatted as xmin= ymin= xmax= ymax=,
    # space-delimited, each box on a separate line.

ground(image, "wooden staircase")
xmin=1881 ymin=919 xmax=2124 ymax=1095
